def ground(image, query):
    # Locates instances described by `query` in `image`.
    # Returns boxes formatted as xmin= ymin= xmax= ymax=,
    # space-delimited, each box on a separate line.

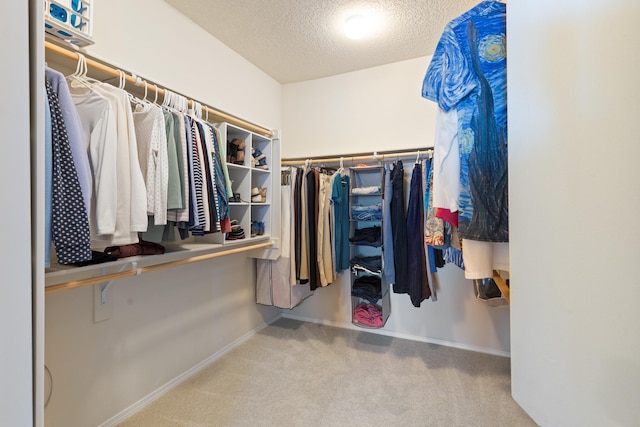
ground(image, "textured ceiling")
xmin=165 ymin=0 xmax=482 ymax=84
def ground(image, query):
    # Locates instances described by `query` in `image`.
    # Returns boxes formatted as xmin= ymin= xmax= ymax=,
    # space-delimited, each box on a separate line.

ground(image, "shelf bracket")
xmin=98 ymin=261 xmax=138 ymax=305
xmin=100 ymin=261 xmax=136 ymax=305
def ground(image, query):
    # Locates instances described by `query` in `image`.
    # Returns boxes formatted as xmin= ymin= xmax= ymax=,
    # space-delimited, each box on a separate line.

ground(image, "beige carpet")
xmin=117 ymin=318 xmax=537 ymax=427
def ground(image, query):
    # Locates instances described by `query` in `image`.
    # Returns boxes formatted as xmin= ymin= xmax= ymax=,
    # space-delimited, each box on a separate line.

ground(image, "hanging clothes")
xmin=382 ymin=164 xmax=395 ymax=286
xmin=132 ymin=101 xmax=169 ymax=225
xmin=98 ymin=84 xmax=148 ymax=239
xmin=317 ymin=173 xmax=335 ymax=286
xmin=331 ymin=171 xmax=350 ymax=273
xmin=257 ymin=167 xmax=312 ymax=308
xmin=422 ymin=158 xmax=438 ymax=301
xmin=305 ymin=169 xmax=319 ymax=289
xmin=44 ymin=94 xmax=53 ymax=268
xmin=45 ymin=67 xmax=93 ymax=213
xmin=46 ymin=80 xmax=92 ymax=265
xmin=406 ymin=162 xmax=430 ymax=307
xmin=390 ymin=160 xmax=409 ymax=294
xmin=70 ymin=78 xmax=147 ymax=245
xmin=422 ymin=1 xmax=509 ymax=281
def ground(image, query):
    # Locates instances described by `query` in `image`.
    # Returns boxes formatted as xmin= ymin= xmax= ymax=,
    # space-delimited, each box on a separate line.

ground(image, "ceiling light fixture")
xmin=344 ymin=14 xmax=371 ymax=40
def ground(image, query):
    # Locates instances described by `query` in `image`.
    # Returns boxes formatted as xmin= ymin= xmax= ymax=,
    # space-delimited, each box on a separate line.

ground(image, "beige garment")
xmin=461 ymin=239 xmax=510 ymax=280
xmin=317 ymin=174 xmax=334 ymax=286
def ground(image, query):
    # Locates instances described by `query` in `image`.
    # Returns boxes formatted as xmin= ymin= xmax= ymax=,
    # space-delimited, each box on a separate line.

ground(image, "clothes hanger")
xmin=152 ymin=84 xmax=159 ymax=105
xmin=66 ymin=53 xmax=95 ymax=90
xmin=416 ymin=150 xmax=421 ymax=164
xmin=336 ymin=157 xmax=344 ymax=176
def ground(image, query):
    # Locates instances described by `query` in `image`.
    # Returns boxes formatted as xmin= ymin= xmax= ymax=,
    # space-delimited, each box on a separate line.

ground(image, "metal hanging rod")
xmin=45 ymin=241 xmax=274 ymax=295
xmin=281 ymin=148 xmax=433 ymax=166
xmin=44 ymin=40 xmax=273 ymax=138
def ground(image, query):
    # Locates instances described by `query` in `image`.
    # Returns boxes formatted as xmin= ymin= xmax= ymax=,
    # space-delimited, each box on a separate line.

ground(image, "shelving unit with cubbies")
xmin=209 ymin=122 xmax=275 ymax=245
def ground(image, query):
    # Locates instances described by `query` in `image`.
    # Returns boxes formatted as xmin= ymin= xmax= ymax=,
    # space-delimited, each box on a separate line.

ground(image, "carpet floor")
xmin=117 ymin=318 xmax=537 ymax=427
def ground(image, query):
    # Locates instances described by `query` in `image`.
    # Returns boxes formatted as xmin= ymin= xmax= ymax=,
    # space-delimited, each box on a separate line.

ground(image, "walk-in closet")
xmin=3 ymin=1 xmax=639 ymax=426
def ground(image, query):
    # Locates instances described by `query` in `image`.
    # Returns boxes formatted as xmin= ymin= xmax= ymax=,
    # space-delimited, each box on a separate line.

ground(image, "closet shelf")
xmin=45 ymin=239 xmax=273 ymax=294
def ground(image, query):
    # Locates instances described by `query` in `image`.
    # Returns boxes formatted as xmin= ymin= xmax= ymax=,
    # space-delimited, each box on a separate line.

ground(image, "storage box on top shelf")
xmin=45 ymin=0 xmax=94 ymax=47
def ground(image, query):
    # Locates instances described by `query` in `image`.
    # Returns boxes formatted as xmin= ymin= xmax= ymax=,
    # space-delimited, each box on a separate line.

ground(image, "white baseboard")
xmin=98 ymin=313 xmax=283 ymax=427
xmin=281 ymin=312 xmax=511 ymax=358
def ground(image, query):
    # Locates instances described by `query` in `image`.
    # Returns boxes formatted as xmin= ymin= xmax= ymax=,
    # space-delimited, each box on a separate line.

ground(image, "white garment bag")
xmin=256 ymin=168 xmax=312 ymax=308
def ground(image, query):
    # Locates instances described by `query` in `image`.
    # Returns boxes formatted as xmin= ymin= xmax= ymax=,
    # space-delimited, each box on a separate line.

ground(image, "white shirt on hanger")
xmin=69 ymin=85 xmax=118 ymax=239
xmin=88 ymin=83 xmax=147 ymax=245
xmin=133 ymin=102 xmax=169 ymax=225
xmin=432 ymin=107 xmax=460 ymax=212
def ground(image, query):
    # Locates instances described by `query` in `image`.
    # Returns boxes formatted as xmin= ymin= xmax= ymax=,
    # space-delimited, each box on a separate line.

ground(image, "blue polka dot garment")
xmin=46 ymin=80 xmax=92 ymax=265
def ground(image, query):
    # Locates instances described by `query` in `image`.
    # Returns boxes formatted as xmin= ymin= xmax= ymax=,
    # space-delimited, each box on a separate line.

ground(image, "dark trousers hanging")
xmin=306 ymin=169 xmax=319 ymax=290
xmin=406 ymin=163 xmax=430 ymax=306
xmin=391 ymin=161 xmax=409 ymax=294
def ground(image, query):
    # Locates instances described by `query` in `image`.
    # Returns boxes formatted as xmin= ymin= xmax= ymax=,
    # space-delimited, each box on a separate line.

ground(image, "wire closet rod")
xmin=44 ymin=40 xmax=273 ymax=138
xmin=281 ymin=148 xmax=434 ymax=166
xmin=45 ymin=241 xmax=273 ymax=295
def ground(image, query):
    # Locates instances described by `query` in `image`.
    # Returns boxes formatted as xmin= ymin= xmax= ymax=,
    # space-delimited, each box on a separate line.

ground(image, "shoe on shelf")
xmin=226 ymin=228 xmax=245 ymax=240
xmin=256 ymin=157 xmax=269 ymax=170
xmin=251 ymin=187 xmax=260 ymax=197
xmin=227 ymin=140 xmax=238 ymax=163
xmin=251 ymin=221 xmax=265 ymax=237
xmin=252 ymin=148 xmax=266 ymax=162
xmin=230 ymin=139 xmax=245 ymax=165
xmin=251 ymin=187 xmax=267 ymax=203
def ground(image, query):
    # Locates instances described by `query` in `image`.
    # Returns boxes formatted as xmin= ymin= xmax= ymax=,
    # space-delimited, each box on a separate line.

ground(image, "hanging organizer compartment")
xmin=349 ymin=166 xmax=390 ymax=328
xmin=45 ymin=0 xmax=94 ymax=47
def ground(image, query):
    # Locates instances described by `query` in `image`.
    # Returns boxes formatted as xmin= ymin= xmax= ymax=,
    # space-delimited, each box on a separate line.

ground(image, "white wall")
xmin=282 ymin=58 xmax=511 ymax=355
xmin=88 ymin=0 xmax=281 ymax=131
xmin=283 ymin=57 xmax=437 ymax=158
xmin=44 ymin=1 xmax=281 ymax=426
xmin=509 ymin=1 xmax=640 ymax=426
xmin=0 ymin=2 xmax=34 ymax=426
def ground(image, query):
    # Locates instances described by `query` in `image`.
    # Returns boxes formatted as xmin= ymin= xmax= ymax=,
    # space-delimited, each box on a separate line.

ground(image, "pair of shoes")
xmin=252 ymin=148 xmax=269 ymax=170
xmin=229 ymin=139 xmax=245 ymax=165
xmin=226 ymin=230 xmax=245 ymax=240
xmin=226 ymin=219 xmax=245 ymax=240
xmin=229 ymin=192 xmax=242 ymax=203
xmin=251 ymin=220 xmax=265 ymax=237
xmin=251 ymin=186 xmax=267 ymax=203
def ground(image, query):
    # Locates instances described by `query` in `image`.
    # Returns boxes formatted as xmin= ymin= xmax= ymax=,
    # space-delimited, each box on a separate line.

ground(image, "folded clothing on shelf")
xmin=349 ymin=225 xmax=382 ymax=247
xmin=352 ymin=275 xmax=382 ymax=303
xmin=350 ymin=255 xmax=382 ymax=273
xmin=352 ymin=186 xmax=381 ymax=195
xmin=104 ymin=240 xmax=166 ymax=258
xmin=351 ymin=203 xmax=383 ymax=221
xmin=71 ymin=250 xmax=119 ymax=266
xmin=353 ymin=302 xmax=383 ymax=328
